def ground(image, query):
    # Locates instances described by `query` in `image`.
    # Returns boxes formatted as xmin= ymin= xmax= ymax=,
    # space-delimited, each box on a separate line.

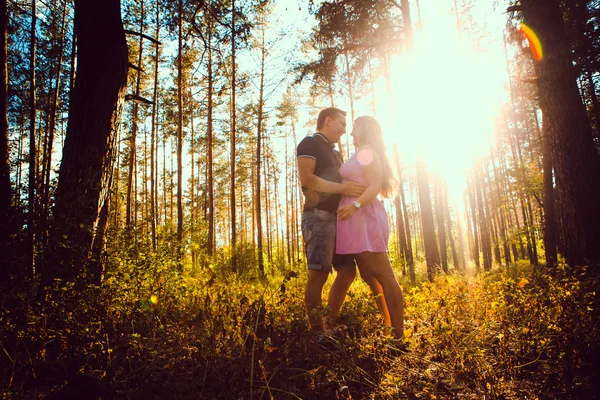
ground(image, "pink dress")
xmin=336 ymin=149 xmax=389 ymax=254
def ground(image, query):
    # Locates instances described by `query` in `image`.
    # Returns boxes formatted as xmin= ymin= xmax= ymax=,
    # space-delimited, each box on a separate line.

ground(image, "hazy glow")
xmin=520 ymin=24 xmax=543 ymax=61
xmin=150 ymin=295 xmax=158 ymax=304
xmin=381 ymin=20 xmax=505 ymax=200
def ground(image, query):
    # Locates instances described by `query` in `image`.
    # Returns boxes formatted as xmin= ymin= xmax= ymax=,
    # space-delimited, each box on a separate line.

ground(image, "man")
xmin=296 ymin=107 xmax=363 ymax=333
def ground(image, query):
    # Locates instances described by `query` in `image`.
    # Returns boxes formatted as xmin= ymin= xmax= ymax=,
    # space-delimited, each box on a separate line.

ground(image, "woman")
xmin=336 ymin=116 xmax=405 ymax=339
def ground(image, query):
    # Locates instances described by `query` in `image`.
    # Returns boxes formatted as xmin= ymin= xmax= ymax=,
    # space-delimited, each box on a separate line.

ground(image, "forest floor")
xmin=1 ymin=260 xmax=599 ymax=399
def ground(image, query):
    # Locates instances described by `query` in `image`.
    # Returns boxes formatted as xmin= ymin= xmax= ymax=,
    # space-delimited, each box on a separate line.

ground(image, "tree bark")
xmin=521 ymin=0 xmax=600 ymax=267
xmin=46 ymin=0 xmax=128 ymax=283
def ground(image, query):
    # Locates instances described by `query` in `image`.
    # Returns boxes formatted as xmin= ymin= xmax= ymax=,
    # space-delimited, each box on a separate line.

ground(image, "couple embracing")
xmin=296 ymin=107 xmax=405 ymax=341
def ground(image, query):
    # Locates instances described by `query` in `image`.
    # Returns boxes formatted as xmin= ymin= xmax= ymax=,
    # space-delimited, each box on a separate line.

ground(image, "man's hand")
xmin=337 ymin=204 xmax=358 ymax=221
xmin=341 ymin=182 xmax=365 ymax=197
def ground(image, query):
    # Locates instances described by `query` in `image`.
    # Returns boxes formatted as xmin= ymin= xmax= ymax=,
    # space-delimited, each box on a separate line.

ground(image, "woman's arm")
xmin=337 ymin=148 xmax=382 ymax=221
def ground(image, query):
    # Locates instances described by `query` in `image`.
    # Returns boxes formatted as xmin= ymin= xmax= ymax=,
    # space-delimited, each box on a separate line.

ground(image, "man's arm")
xmin=297 ymin=157 xmax=364 ymax=197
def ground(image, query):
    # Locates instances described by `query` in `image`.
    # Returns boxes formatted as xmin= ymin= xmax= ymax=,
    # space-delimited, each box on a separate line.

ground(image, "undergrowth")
xmin=1 ymin=259 xmax=598 ymax=399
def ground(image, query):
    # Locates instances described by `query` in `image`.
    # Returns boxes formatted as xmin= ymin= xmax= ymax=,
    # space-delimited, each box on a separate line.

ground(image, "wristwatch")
xmin=353 ymin=201 xmax=361 ymax=209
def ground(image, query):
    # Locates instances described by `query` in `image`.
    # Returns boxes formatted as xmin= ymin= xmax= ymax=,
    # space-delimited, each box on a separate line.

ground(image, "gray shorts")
xmin=301 ymin=210 xmax=357 ymax=272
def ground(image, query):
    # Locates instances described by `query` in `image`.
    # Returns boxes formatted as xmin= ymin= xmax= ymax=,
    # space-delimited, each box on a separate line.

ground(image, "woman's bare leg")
xmin=358 ymin=268 xmax=391 ymax=335
xmin=356 ymin=252 xmax=404 ymax=338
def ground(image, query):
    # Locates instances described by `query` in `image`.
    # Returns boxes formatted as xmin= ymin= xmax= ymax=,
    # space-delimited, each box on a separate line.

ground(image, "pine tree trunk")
xmin=46 ymin=0 xmax=128 ymax=283
xmin=475 ymin=166 xmax=492 ymax=272
xmin=230 ymin=0 xmax=237 ymax=272
xmin=542 ymin=123 xmax=557 ymax=267
xmin=28 ymin=0 xmax=37 ymax=277
xmin=521 ymin=0 xmax=600 ymax=267
xmin=434 ymin=175 xmax=448 ymax=273
xmin=416 ymin=158 xmax=440 ymax=281
xmin=0 ymin=0 xmax=9 ymax=275
xmin=256 ymin=15 xmax=266 ymax=275
xmin=207 ymin=20 xmax=214 ymax=259
xmin=176 ymin=0 xmax=184 ymax=262
xmin=149 ymin=0 xmax=159 ymax=251
xmin=126 ymin=1 xmax=145 ymax=236
xmin=467 ymin=175 xmax=480 ymax=270
xmin=40 ymin=1 xmax=68 ymax=254
xmin=443 ymin=184 xmax=459 ymax=270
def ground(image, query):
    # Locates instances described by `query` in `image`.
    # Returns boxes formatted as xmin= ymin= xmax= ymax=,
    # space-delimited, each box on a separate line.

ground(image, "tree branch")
xmin=124 ymin=29 xmax=162 ymax=46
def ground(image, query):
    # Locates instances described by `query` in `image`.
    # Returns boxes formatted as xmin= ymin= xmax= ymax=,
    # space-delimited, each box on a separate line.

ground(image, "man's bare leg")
xmin=325 ymin=266 xmax=356 ymax=331
xmin=305 ymin=269 xmax=330 ymax=332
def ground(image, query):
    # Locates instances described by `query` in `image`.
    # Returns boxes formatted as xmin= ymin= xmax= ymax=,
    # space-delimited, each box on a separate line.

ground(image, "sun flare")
xmin=380 ymin=24 xmax=505 ymax=200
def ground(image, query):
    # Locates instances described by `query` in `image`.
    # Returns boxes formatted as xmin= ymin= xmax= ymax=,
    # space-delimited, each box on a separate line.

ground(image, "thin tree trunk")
xmin=443 ymin=183 xmax=459 ymax=270
xmin=434 ymin=174 xmax=448 ymax=273
xmin=40 ymin=1 xmax=68 ymax=254
xmin=285 ymin=134 xmax=291 ymax=265
xmin=467 ymin=175 xmax=480 ymax=270
xmin=207 ymin=19 xmax=215 ymax=259
xmin=28 ymin=0 xmax=37 ymax=277
xmin=230 ymin=0 xmax=237 ymax=272
xmin=150 ymin=0 xmax=159 ymax=251
xmin=176 ymin=0 xmax=184 ymax=262
xmin=392 ymin=145 xmax=409 ymax=276
xmin=126 ymin=1 xmax=145 ymax=235
xmin=542 ymin=123 xmax=557 ymax=267
xmin=475 ymin=165 xmax=492 ymax=272
xmin=256 ymin=14 xmax=266 ymax=276
xmin=416 ymin=158 xmax=440 ymax=281
xmin=0 ymin=0 xmax=9 ymax=265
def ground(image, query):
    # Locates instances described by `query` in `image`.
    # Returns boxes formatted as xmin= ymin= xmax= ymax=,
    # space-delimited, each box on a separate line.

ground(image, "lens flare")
xmin=357 ymin=148 xmax=374 ymax=166
xmin=150 ymin=294 xmax=158 ymax=304
xmin=519 ymin=24 xmax=543 ymax=61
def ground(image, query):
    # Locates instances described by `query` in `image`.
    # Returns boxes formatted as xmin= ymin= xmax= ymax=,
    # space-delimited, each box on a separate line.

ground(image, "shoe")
xmin=385 ymin=337 xmax=409 ymax=356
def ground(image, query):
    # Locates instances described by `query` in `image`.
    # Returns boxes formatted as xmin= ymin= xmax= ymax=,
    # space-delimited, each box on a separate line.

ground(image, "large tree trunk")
xmin=521 ymin=0 xmax=600 ymax=267
xmin=45 ymin=0 xmax=128 ymax=283
xmin=416 ymin=158 xmax=440 ymax=281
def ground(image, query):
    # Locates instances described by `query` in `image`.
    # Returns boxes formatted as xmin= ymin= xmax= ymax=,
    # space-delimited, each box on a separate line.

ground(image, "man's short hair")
xmin=316 ymin=107 xmax=347 ymax=130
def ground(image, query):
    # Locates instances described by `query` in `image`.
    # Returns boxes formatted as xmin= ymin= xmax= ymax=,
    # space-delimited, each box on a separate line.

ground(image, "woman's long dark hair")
xmin=354 ymin=116 xmax=395 ymax=198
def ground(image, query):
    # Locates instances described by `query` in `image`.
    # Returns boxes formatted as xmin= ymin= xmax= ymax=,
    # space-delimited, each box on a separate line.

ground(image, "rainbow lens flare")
xmin=520 ymin=23 xmax=543 ymax=61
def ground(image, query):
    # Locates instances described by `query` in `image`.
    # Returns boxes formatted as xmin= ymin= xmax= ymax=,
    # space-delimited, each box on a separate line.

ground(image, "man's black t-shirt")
xmin=296 ymin=133 xmax=343 ymax=212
